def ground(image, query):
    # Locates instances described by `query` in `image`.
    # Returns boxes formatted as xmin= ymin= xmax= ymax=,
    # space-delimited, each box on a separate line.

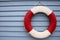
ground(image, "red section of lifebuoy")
xmin=24 ymin=10 xmax=34 ymax=32
xmin=47 ymin=12 xmax=57 ymax=34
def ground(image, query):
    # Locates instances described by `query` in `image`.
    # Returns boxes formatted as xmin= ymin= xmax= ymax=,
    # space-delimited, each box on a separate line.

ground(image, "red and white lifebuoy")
xmin=24 ymin=6 xmax=57 ymax=38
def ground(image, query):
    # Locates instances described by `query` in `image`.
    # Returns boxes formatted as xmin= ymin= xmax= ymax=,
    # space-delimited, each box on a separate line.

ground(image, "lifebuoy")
xmin=24 ymin=6 xmax=57 ymax=38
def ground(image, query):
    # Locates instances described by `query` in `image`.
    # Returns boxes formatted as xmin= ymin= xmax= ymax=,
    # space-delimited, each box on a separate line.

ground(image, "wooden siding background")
xmin=0 ymin=0 xmax=60 ymax=40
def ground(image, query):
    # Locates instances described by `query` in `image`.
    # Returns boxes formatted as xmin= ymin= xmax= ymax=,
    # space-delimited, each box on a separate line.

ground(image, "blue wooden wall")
xmin=0 ymin=0 xmax=60 ymax=40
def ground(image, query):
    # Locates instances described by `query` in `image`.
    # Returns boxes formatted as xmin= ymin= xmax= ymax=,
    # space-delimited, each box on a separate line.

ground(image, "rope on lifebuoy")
xmin=24 ymin=6 xmax=57 ymax=38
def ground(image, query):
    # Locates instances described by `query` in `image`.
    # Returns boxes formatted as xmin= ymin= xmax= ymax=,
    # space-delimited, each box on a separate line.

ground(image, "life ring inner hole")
xmin=31 ymin=12 xmax=49 ymax=32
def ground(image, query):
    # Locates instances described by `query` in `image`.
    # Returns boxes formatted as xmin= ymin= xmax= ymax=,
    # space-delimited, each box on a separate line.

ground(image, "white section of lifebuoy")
xmin=31 ymin=6 xmax=52 ymax=16
xmin=29 ymin=29 xmax=51 ymax=38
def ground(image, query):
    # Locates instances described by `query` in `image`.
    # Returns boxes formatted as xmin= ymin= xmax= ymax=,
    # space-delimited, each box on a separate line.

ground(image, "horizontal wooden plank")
xmin=0 ymin=37 xmax=60 ymax=40
xmin=0 ymin=32 xmax=59 ymax=37
xmin=0 ymin=1 xmax=60 ymax=6
xmin=0 ymin=0 xmax=60 ymax=1
xmin=0 ymin=1 xmax=38 ymax=6
xmin=40 ymin=1 xmax=60 ymax=5
xmin=0 ymin=6 xmax=60 ymax=11
xmin=0 ymin=27 xmax=59 ymax=32
xmin=0 ymin=22 xmax=59 ymax=26
xmin=0 ymin=17 xmax=59 ymax=21
xmin=0 ymin=12 xmax=60 ymax=16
